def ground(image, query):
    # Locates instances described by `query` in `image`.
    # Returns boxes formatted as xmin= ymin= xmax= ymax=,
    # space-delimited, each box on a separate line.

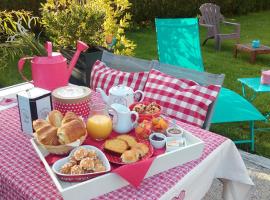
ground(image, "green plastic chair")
xmin=155 ymin=18 xmax=266 ymax=151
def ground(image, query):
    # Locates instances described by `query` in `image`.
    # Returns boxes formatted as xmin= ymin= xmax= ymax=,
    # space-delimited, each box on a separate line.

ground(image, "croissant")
xmin=34 ymin=123 xmax=60 ymax=146
xmin=33 ymin=119 xmax=50 ymax=131
xmin=62 ymin=111 xmax=79 ymax=125
xmin=57 ymin=119 xmax=86 ymax=144
xmin=47 ymin=110 xmax=63 ymax=127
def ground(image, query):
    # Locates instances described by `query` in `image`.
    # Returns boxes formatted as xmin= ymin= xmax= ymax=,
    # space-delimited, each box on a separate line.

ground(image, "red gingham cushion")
xmin=90 ymin=60 xmax=149 ymax=94
xmin=144 ymin=69 xmax=221 ymax=127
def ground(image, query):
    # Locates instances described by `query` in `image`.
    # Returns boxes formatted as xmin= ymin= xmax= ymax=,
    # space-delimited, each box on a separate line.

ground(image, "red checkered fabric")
xmin=144 ymin=69 xmax=221 ymax=127
xmin=90 ymin=60 xmax=149 ymax=94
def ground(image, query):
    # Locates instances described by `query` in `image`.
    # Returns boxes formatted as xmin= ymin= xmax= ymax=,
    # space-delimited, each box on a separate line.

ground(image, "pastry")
xmin=57 ymin=119 xmax=86 ymax=144
xmin=70 ymin=165 xmax=84 ymax=175
xmin=69 ymin=156 xmax=78 ymax=166
xmin=132 ymin=143 xmax=149 ymax=157
xmin=62 ymin=111 xmax=79 ymax=124
xmin=133 ymin=104 xmax=146 ymax=114
xmin=73 ymin=148 xmax=89 ymax=161
xmin=117 ymin=135 xmax=138 ymax=148
xmin=33 ymin=119 xmax=50 ymax=131
xmin=104 ymin=139 xmax=129 ymax=155
xmin=94 ymin=164 xmax=106 ymax=172
xmin=47 ymin=110 xmax=63 ymax=127
xmin=80 ymin=157 xmax=95 ymax=170
xmin=145 ymin=102 xmax=160 ymax=114
xmin=60 ymin=162 xmax=74 ymax=174
xmin=88 ymin=150 xmax=97 ymax=159
xmin=121 ymin=149 xmax=139 ymax=163
xmin=35 ymin=124 xmax=60 ymax=146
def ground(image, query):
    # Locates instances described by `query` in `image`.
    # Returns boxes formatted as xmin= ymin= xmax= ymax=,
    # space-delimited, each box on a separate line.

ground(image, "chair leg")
xmin=215 ymin=37 xmax=221 ymax=51
xmin=250 ymin=121 xmax=255 ymax=152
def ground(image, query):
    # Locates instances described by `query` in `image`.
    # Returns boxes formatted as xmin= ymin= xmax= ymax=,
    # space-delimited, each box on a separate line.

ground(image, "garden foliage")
xmin=41 ymin=0 xmax=136 ymax=55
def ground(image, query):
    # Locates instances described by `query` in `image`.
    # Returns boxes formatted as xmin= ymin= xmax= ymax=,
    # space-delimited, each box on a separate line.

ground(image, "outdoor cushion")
xmin=90 ymin=60 xmax=149 ymax=94
xmin=143 ymin=69 xmax=221 ymax=127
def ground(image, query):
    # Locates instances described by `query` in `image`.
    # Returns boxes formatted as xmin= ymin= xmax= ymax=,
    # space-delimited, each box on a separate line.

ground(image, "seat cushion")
xmin=143 ymin=69 xmax=221 ymax=127
xmin=90 ymin=60 xmax=149 ymax=94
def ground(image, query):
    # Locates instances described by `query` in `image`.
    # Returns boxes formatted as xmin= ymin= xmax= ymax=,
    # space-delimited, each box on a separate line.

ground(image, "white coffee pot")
xmin=109 ymin=103 xmax=139 ymax=134
xmin=96 ymin=85 xmax=144 ymax=107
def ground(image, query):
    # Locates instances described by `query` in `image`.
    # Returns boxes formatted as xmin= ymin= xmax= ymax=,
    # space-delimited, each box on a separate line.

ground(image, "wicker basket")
xmin=34 ymin=132 xmax=87 ymax=155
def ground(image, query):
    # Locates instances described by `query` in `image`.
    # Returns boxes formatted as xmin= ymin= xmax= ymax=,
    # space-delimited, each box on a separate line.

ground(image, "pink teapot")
xmin=18 ymin=41 xmax=89 ymax=91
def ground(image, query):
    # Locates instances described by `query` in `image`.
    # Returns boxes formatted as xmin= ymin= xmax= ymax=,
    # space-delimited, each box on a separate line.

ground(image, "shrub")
xmin=0 ymin=10 xmax=44 ymax=70
xmin=41 ymin=0 xmax=136 ymax=55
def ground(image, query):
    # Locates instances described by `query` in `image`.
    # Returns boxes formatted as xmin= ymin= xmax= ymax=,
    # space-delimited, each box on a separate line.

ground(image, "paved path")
xmin=203 ymin=151 xmax=270 ymax=200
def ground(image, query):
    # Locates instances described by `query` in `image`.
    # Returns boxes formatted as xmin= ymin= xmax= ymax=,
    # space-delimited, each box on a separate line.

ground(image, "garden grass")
xmin=1 ymin=11 xmax=270 ymax=157
xmin=127 ymin=11 xmax=270 ymax=157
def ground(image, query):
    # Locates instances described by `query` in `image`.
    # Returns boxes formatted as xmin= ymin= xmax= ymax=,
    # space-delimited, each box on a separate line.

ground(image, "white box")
xmin=31 ymin=131 xmax=204 ymax=200
xmin=17 ymin=87 xmax=52 ymax=134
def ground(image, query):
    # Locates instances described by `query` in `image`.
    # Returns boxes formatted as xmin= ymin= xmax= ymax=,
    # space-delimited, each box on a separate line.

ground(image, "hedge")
xmin=129 ymin=0 xmax=270 ymax=23
xmin=1 ymin=0 xmax=270 ymax=23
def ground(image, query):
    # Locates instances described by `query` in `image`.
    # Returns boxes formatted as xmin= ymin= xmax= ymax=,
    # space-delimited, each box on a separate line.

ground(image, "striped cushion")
xmin=90 ymin=60 xmax=149 ymax=94
xmin=143 ymin=69 xmax=221 ymax=127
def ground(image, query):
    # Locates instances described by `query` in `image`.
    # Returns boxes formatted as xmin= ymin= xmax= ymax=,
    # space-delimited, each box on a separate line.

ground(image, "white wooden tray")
xmin=31 ymin=130 xmax=204 ymax=200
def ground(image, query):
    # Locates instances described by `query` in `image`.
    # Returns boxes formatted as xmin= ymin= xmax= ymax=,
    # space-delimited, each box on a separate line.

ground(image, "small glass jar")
xmin=86 ymin=103 xmax=113 ymax=141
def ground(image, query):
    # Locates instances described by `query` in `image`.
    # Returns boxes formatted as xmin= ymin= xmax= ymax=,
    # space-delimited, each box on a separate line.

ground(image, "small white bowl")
xmin=149 ymin=132 xmax=166 ymax=149
xmin=166 ymin=126 xmax=184 ymax=138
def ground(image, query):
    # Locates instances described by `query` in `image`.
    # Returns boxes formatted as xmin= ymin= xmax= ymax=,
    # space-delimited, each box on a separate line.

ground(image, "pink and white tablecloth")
xmin=0 ymin=83 xmax=253 ymax=200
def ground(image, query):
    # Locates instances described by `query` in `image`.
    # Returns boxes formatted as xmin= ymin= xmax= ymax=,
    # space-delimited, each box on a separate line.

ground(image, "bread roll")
xmin=57 ymin=119 xmax=86 ymax=144
xmin=121 ymin=149 xmax=139 ymax=163
xmin=48 ymin=110 xmax=63 ymax=127
xmin=35 ymin=124 xmax=60 ymax=145
xmin=33 ymin=119 xmax=50 ymax=131
xmin=62 ymin=111 xmax=79 ymax=125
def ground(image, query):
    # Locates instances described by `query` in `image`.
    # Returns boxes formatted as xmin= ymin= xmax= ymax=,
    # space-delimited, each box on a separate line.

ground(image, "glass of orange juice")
xmin=87 ymin=103 xmax=112 ymax=141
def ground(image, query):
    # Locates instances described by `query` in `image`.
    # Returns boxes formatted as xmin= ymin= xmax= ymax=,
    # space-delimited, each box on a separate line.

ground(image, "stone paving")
xmin=203 ymin=152 xmax=270 ymax=200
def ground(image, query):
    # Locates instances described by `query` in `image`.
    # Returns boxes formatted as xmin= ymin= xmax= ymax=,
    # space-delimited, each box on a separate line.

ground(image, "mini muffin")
xmin=74 ymin=148 xmax=89 ymax=161
xmin=121 ymin=149 xmax=139 ymax=164
xmin=88 ymin=150 xmax=97 ymax=159
xmin=80 ymin=157 xmax=95 ymax=171
xmin=70 ymin=165 xmax=84 ymax=175
xmin=132 ymin=143 xmax=149 ymax=157
xmin=94 ymin=164 xmax=106 ymax=172
xmin=69 ymin=156 xmax=78 ymax=165
xmin=60 ymin=162 xmax=74 ymax=174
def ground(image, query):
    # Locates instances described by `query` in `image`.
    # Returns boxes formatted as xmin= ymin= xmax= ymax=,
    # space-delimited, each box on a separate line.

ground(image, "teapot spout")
xmin=96 ymin=88 xmax=109 ymax=104
xmin=67 ymin=41 xmax=89 ymax=78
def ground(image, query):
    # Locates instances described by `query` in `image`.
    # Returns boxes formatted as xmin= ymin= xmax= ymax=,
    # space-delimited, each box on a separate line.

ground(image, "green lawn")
xmin=127 ymin=11 xmax=270 ymax=158
xmin=1 ymin=11 xmax=270 ymax=157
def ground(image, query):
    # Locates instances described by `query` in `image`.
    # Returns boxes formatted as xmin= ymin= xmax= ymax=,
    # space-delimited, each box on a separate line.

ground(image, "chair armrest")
xmin=199 ymin=23 xmax=214 ymax=28
xmin=223 ymin=21 xmax=240 ymax=26
xmin=223 ymin=21 xmax=240 ymax=34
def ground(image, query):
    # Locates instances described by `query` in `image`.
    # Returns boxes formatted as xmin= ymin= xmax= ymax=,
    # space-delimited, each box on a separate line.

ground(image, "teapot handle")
xmin=134 ymin=90 xmax=144 ymax=102
xmin=18 ymin=57 xmax=34 ymax=84
xmin=131 ymin=111 xmax=139 ymax=127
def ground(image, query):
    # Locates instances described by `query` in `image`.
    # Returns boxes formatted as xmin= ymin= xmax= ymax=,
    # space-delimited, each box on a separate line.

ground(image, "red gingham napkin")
xmin=144 ymin=69 xmax=221 ymax=127
xmin=90 ymin=60 xmax=149 ymax=95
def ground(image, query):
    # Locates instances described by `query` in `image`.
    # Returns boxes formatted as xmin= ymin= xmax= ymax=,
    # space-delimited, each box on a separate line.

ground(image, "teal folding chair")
xmin=155 ymin=18 xmax=266 ymax=151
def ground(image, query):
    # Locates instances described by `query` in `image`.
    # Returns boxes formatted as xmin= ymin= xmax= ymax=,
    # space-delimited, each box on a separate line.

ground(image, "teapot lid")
xmin=109 ymin=85 xmax=133 ymax=96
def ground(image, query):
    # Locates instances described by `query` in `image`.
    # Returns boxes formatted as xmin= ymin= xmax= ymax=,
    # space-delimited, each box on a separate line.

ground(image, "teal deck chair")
xmin=155 ymin=18 xmax=266 ymax=151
